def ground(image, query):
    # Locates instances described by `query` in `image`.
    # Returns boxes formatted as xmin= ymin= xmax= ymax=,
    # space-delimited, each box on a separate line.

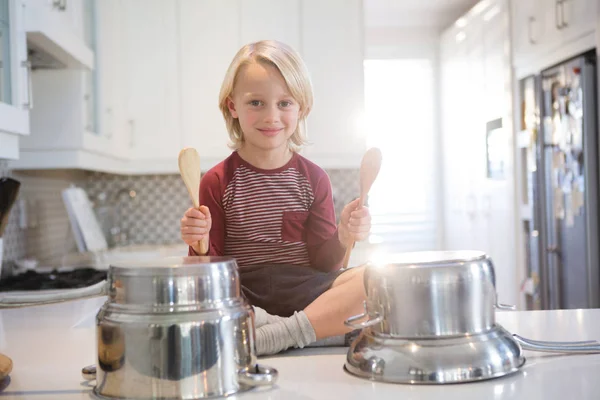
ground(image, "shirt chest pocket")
xmin=281 ymin=211 xmax=310 ymax=243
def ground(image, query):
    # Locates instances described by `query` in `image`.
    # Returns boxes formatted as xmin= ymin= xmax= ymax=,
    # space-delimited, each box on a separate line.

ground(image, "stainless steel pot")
xmin=347 ymin=250 xmax=506 ymax=338
xmin=344 ymin=250 xmax=600 ymax=384
xmin=82 ymin=256 xmax=277 ymax=399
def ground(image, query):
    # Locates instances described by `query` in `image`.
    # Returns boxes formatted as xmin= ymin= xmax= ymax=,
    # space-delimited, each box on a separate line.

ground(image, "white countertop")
xmin=2 ymin=298 xmax=600 ymax=399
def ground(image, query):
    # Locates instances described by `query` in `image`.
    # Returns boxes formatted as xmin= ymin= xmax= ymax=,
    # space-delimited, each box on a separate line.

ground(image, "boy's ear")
xmin=227 ymin=97 xmax=239 ymax=118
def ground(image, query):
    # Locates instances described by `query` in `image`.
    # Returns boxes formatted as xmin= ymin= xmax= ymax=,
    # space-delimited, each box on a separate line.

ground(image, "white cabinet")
xmin=179 ymin=0 xmax=239 ymax=170
xmin=11 ymin=0 xmax=365 ymax=173
xmin=120 ymin=0 xmax=181 ymax=169
xmin=23 ymin=0 xmax=94 ymax=69
xmin=0 ymin=0 xmax=30 ymax=159
xmin=300 ymin=0 xmax=365 ymax=168
xmin=240 ymin=0 xmax=300 ymax=50
xmin=440 ymin=0 xmax=518 ymax=305
xmin=511 ymin=0 xmax=596 ymax=76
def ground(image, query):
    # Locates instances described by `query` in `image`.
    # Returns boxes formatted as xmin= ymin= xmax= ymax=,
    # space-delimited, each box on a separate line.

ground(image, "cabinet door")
xmin=0 ymin=0 xmax=29 ymax=137
xmin=558 ymin=0 xmax=596 ymax=44
xmin=122 ymin=0 xmax=181 ymax=162
xmin=511 ymin=0 xmax=548 ymax=67
xmin=239 ymin=0 xmax=300 ymax=50
xmin=179 ymin=0 xmax=240 ymax=170
xmin=300 ymin=0 xmax=365 ymax=167
xmin=95 ymin=0 xmax=128 ymax=158
xmin=440 ymin=27 xmax=472 ymax=251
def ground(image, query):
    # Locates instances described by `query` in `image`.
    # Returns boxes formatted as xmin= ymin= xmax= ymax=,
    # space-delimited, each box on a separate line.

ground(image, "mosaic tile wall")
xmin=1 ymin=163 xmax=359 ymax=265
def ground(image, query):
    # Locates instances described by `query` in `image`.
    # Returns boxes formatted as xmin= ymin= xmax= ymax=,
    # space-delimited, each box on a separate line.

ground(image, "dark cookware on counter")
xmin=82 ymin=256 xmax=277 ymax=400
xmin=0 ymin=177 xmax=20 ymax=238
xmin=344 ymin=250 xmax=600 ymax=384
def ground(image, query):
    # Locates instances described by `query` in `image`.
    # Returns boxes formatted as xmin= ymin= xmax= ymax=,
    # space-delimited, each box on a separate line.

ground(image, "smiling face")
xmin=226 ymin=61 xmax=301 ymax=156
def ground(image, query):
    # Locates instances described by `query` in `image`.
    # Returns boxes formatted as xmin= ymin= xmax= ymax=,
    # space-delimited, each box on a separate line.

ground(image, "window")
xmin=364 ymin=59 xmax=439 ymax=253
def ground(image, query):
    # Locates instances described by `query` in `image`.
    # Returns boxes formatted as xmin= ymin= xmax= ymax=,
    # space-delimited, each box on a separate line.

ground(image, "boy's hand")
xmin=180 ymin=206 xmax=211 ymax=254
xmin=338 ymin=198 xmax=371 ymax=246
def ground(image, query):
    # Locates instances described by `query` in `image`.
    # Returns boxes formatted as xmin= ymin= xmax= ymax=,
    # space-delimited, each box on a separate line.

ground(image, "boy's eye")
xmin=249 ymin=100 xmax=263 ymax=106
xmin=279 ymin=101 xmax=293 ymax=108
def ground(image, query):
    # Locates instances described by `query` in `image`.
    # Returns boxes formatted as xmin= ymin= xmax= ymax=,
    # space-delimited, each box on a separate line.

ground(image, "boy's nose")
xmin=263 ymin=105 xmax=280 ymax=124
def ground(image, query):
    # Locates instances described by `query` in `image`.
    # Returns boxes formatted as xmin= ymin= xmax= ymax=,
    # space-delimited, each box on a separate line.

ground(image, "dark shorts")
xmin=239 ymin=264 xmax=349 ymax=317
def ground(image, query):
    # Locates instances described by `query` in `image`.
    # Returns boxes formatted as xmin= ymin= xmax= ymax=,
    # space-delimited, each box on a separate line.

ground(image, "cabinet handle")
xmin=21 ymin=60 xmax=33 ymax=110
xmin=555 ymin=1 xmax=561 ymax=29
xmin=52 ymin=0 xmax=67 ymax=11
xmin=559 ymin=0 xmax=567 ymax=28
xmin=527 ymin=16 xmax=536 ymax=44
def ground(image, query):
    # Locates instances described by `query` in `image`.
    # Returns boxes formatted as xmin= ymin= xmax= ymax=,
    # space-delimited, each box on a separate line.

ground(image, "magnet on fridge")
xmin=571 ymin=186 xmax=584 ymax=216
xmin=554 ymin=188 xmax=565 ymax=220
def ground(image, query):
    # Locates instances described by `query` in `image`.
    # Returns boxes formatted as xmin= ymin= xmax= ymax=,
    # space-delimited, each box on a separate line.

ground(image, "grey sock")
xmin=253 ymin=306 xmax=270 ymax=328
xmin=255 ymin=310 xmax=317 ymax=356
xmin=306 ymin=335 xmax=346 ymax=347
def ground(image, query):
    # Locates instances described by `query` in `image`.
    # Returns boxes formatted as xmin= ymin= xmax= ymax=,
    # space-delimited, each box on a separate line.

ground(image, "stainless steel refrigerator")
xmin=520 ymin=51 xmax=599 ymax=310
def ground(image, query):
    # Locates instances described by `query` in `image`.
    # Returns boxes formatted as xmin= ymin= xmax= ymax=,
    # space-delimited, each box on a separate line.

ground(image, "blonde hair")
xmin=219 ymin=40 xmax=313 ymax=151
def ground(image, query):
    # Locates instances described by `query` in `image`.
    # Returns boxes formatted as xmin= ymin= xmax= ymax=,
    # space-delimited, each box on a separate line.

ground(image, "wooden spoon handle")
xmin=198 ymin=235 xmax=209 ymax=255
xmin=341 ymin=243 xmax=353 ymax=269
xmin=341 ymin=196 xmax=365 ymax=268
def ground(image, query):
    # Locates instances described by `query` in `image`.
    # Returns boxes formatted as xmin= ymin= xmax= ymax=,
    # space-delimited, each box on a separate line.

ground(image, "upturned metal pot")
xmin=82 ymin=256 xmax=277 ymax=399
xmin=345 ymin=250 xmax=511 ymax=338
xmin=344 ymin=250 xmax=600 ymax=384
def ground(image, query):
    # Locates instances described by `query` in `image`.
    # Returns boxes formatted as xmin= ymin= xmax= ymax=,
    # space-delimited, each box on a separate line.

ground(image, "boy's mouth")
xmin=257 ymin=128 xmax=283 ymax=137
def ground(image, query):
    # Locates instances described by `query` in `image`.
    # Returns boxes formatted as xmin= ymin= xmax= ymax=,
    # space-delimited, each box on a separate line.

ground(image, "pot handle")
xmin=344 ymin=301 xmax=384 ymax=330
xmin=495 ymin=302 xmax=516 ymax=310
xmin=513 ymin=334 xmax=600 ymax=353
xmin=81 ymin=364 xmax=96 ymax=381
xmin=238 ymin=364 xmax=278 ymax=387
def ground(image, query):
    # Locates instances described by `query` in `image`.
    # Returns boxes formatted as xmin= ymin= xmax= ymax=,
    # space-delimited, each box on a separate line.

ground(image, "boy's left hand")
xmin=338 ymin=198 xmax=372 ymax=246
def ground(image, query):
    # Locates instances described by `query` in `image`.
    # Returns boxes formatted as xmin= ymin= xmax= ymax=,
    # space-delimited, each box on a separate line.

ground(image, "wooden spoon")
xmin=0 ymin=353 xmax=12 ymax=380
xmin=178 ymin=148 xmax=209 ymax=255
xmin=342 ymin=147 xmax=383 ymax=268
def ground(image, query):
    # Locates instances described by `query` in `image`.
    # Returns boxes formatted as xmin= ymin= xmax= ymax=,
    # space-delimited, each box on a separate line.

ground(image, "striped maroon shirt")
xmin=189 ymin=151 xmax=346 ymax=271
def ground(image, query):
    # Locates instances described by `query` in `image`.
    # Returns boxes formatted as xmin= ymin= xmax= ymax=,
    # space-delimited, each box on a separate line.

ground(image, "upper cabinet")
xmin=10 ymin=0 xmax=365 ymax=173
xmin=10 ymin=0 xmax=107 ymax=170
xmin=179 ymin=0 xmax=240 ymax=170
xmin=23 ymin=0 xmax=94 ymax=69
xmin=511 ymin=0 xmax=596 ymax=76
xmin=0 ymin=0 xmax=30 ymax=160
xmin=301 ymin=0 xmax=365 ymax=168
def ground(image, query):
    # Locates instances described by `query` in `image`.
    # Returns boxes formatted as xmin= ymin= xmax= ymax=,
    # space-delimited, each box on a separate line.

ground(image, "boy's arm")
xmin=188 ymin=171 xmax=226 ymax=256
xmin=305 ymin=174 xmax=347 ymax=271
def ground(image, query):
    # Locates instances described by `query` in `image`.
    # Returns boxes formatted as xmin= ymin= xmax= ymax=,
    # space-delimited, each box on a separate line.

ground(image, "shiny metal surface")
xmin=91 ymin=256 xmax=277 ymax=399
xmin=345 ymin=324 xmax=526 ymax=384
xmin=108 ymin=256 xmax=240 ymax=309
xmin=363 ymin=250 xmax=499 ymax=338
xmin=513 ymin=335 xmax=600 ymax=353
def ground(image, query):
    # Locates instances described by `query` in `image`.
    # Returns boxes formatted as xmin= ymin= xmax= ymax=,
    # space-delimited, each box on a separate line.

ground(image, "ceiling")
xmin=364 ymin=0 xmax=481 ymax=29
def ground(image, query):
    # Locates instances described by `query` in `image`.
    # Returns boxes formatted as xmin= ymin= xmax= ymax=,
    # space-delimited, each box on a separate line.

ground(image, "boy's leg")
xmin=304 ymin=267 xmax=367 ymax=339
xmin=254 ymin=267 xmax=367 ymax=355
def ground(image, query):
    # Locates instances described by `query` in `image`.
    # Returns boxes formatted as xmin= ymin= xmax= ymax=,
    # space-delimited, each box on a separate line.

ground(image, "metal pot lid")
xmin=109 ymin=256 xmax=237 ymax=277
xmin=371 ymin=250 xmax=488 ymax=267
xmin=344 ymin=324 xmax=525 ymax=384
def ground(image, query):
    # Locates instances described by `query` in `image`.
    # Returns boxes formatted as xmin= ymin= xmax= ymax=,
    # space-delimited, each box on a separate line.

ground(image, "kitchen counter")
xmin=1 ymin=298 xmax=600 ymax=399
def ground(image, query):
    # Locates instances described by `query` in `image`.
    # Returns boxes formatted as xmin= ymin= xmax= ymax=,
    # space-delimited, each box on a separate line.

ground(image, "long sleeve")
xmin=188 ymin=169 xmax=226 ymax=256
xmin=305 ymin=173 xmax=346 ymax=271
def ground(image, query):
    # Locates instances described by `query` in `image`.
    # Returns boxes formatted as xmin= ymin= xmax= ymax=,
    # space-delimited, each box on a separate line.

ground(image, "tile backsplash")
xmin=1 ymin=161 xmax=359 ymax=266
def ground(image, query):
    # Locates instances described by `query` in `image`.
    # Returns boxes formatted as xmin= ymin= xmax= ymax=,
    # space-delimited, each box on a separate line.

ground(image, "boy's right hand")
xmin=180 ymin=206 xmax=212 ymax=255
